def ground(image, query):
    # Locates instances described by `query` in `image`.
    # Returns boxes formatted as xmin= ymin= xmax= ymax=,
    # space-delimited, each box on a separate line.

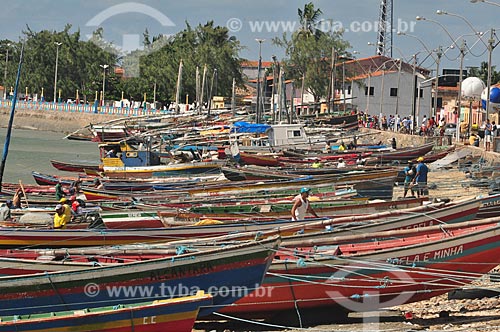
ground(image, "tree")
xmin=468 ymin=61 xmax=500 ymax=85
xmin=274 ymin=2 xmax=351 ymax=105
xmin=298 ymin=2 xmax=322 ymax=37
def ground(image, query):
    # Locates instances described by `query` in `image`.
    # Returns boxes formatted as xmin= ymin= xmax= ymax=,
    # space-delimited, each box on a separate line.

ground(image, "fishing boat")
xmin=365 ymin=142 xmax=435 ymax=164
xmin=238 ymin=152 xmax=284 ymax=167
xmin=0 ymin=291 xmax=212 ymax=332
xmin=50 ymin=159 xmax=101 ymax=173
xmin=220 ymin=217 xmax=500 ymax=322
xmin=102 ymin=161 xmax=224 ymax=179
xmin=0 ymin=236 xmax=279 ymax=317
xmin=157 ymin=196 xmax=426 ymax=224
xmin=0 ymin=197 xmax=476 ymax=248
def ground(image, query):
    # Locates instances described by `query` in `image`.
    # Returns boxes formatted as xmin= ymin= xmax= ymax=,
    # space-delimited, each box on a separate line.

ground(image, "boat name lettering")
xmin=395 ymin=245 xmax=463 ymax=265
xmin=150 ymin=262 xmax=214 ymax=280
xmin=398 ymin=220 xmax=433 ymax=230
xmin=143 ymin=316 xmax=156 ymax=324
xmin=483 ymin=199 xmax=500 ymax=207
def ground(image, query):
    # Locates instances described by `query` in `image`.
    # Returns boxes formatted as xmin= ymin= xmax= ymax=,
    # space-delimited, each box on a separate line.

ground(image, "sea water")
xmin=0 ymin=128 xmax=100 ymax=185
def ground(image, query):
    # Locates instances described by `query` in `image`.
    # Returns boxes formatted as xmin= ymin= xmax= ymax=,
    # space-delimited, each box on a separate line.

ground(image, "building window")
xmin=390 ymin=88 xmax=398 ymax=97
xmin=347 ymin=85 xmax=351 ymax=94
xmin=364 ymin=86 xmax=374 ymax=96
xmin=419 ymin=89 xmax=424 ymax=98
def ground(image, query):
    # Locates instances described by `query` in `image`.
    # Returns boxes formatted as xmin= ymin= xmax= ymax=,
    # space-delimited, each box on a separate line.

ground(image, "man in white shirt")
xmin=291 ymin=188 xmax=319 ymax=221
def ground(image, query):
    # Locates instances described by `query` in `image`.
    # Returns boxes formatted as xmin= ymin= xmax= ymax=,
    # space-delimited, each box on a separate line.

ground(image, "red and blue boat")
xmin=0 ymin=291 xmax=212 ymax=332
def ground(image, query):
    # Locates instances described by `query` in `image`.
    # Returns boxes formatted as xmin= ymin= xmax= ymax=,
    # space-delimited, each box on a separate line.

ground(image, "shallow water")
xmin=0 ymin=128 xmax=100 ymax=185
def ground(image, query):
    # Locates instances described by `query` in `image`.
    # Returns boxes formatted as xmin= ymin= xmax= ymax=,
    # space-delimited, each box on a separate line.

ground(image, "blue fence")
xmin=0 ymin=100 xmax=163 ymax=117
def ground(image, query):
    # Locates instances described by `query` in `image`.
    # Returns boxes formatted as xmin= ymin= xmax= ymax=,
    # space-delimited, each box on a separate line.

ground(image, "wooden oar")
xmin=18 ymin=180 xmax=29 ymax=208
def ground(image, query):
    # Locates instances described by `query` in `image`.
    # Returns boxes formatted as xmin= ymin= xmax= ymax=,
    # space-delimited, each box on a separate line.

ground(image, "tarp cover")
xmin=231 ymin=121 xmax=270 ymax=134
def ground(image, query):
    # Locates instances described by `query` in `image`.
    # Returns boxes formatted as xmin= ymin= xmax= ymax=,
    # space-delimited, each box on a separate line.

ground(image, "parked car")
xmin=443 ymin=123 xmax=457 ymax=136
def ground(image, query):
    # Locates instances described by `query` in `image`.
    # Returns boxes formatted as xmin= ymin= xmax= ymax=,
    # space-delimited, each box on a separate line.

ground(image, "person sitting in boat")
xmin=93 ymin=178 xmax=104 ymax=189
xmin=53 ymin=201 xmax=72 ymax=229
xmin=106 ymin=149 xmax=117 ymax=158
xmin=311 ymin=160 xmax=323 ymax=168
xmin=338 ymin=141 xmax=347 ymax=152
xmin=12 ymin=188 xmax=22 ymax=209
xmin=337 ymin=158 xmax=346 ymax=168
xmin=69 ymin=195 xmax=83 ymax=216
xmin=323 ymin=142 xmax=331 ymax=153
xmin=55 ymin=180 xmax=66 ymax=201
xmin=291 ymin=187 xmax=319 ymax=221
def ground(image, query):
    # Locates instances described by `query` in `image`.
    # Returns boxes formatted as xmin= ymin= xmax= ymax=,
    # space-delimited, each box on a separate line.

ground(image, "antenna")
xmin=376 ymin=0 xmax=393 ymax=57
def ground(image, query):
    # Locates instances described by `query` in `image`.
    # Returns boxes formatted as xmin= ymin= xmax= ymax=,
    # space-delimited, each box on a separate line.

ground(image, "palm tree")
xmin=297 ymin=2 xmax=323 ymax=37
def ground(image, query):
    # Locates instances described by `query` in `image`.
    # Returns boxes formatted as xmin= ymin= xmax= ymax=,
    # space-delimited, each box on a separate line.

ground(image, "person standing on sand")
xmin=412 ymin=157 xmax=429 ymax=198
xmin=484 ymin=118 xmax=493 ymax=152
xmin=403 ymin=161 xmax=416 ymax=198
xmin=291 ymin=188 xmax=319 ymax=221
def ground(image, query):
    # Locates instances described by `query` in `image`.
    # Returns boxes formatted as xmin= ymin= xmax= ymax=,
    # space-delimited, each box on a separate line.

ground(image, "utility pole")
xmin=486 ymin=28 xmax=496 ymax=120
xmin=433 ymin=46 xmax=443 ymax=118
xmin=329 ymin=47 xmax=336 ymax=112
xmin=456 ymin=40 xmax=466 ymax=142
xmin=231 ymin=77 xmax=236 ymax=116
xmin=255 ymin=39 xmax=265 ymax=123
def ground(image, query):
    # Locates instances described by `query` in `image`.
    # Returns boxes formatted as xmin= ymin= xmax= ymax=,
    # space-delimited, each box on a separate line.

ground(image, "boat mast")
xmin=174 ymin=59 xmax=183 ymax=114
xmin=231 ymin=77 xmax=236 ymax=116
xmin=0 ymin=44 xmax=24 ymax=191
xmin=200 ymin=64 xmax=207 ymax=113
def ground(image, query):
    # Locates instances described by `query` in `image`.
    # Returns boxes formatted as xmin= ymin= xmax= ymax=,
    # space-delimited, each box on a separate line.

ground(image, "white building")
xmin=343 ymin=56 xmax=433 ymax=122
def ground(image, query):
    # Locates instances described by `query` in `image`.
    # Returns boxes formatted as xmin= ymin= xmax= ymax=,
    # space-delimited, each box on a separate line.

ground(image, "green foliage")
xmin=0 ymin=21 xmax=243 ymax=105
xmin=273 ymin=2 xmax=351 ymax=102
xmin=468 ymin=61 xmax=500 ymax=85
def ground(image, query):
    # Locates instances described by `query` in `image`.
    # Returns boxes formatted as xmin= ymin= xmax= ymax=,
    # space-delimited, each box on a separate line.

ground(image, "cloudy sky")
xmin=1 ymin=0 xmax=499 ymax=74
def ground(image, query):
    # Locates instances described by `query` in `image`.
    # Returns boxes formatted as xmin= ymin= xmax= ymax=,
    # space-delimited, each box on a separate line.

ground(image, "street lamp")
xmin=471 ymin=0 xmax=500 ymax=6
xmin=100 ymin=64 xmax=109 ymax=107
xmin=3 ymin=43 xmax=11 ymax=100
xmin=396 ymin=32 xmax=437 ymax=63
xmin=436 ymin=10 xmax=486 ymax=46
xmin=416 ymin=16 xmax=459 ymax=49
xmin=53 ymin=42 xmax=62 ymax=103
xmin=397 ymin=31 xmax=442 ymax=118
xmin=255 ymin=38 xmax=265 ymax=124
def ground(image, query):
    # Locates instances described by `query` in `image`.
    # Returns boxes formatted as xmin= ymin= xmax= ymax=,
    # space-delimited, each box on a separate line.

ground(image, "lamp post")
xmin=100 ymin=64 xmax=109 ymax=107
xmin=397 ymin=32 xmax=441 ymax=117
xmin=255 ymin=38 xmax=265 ymax=124
xmin=436 ymin=10 xmax=487 ymax=47
xmin=3 ymin=44 xmax=11 ymax=100
xmin=53 ymin=42 xmax=62 ymax=103
xmin=471 ymin=0 xmax=500 ymax=6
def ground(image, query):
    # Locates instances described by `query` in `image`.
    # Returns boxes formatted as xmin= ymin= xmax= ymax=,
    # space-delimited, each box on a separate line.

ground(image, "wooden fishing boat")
xmin=101 ymin=210 xmax=164 ymax=229
xmin=102 ymin=161 xmax=224 ymax=179
xmin=220 ymin=217 xmax=500 ymax=322
xmin=0 ymin=236 xmax=279 ymax=317
xmin=50 ymin=160 xmax=101 ymax=173
xmin=157 ymin=196 xmax=426 ymax=224
xmin=0 ymin=291 xmax=212 ymax=332
xmin=0 ymin=198 xmax=471 ymax=248
xmin=476 ymin=192 xmax=500 ymax=218
xmin=365 ymin=142 xmax=435 ymax=164
xmin=189 ymin=169 xmax=398 ymax=196
xmin=31 ymin=171 xmax=94 ymax=187
xmin=239 ymin=152 xmax=283 ymax=167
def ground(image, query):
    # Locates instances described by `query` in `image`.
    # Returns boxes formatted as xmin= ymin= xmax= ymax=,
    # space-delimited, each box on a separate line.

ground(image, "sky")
xmin=1 ymin=0 xmax=500 ymax=75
